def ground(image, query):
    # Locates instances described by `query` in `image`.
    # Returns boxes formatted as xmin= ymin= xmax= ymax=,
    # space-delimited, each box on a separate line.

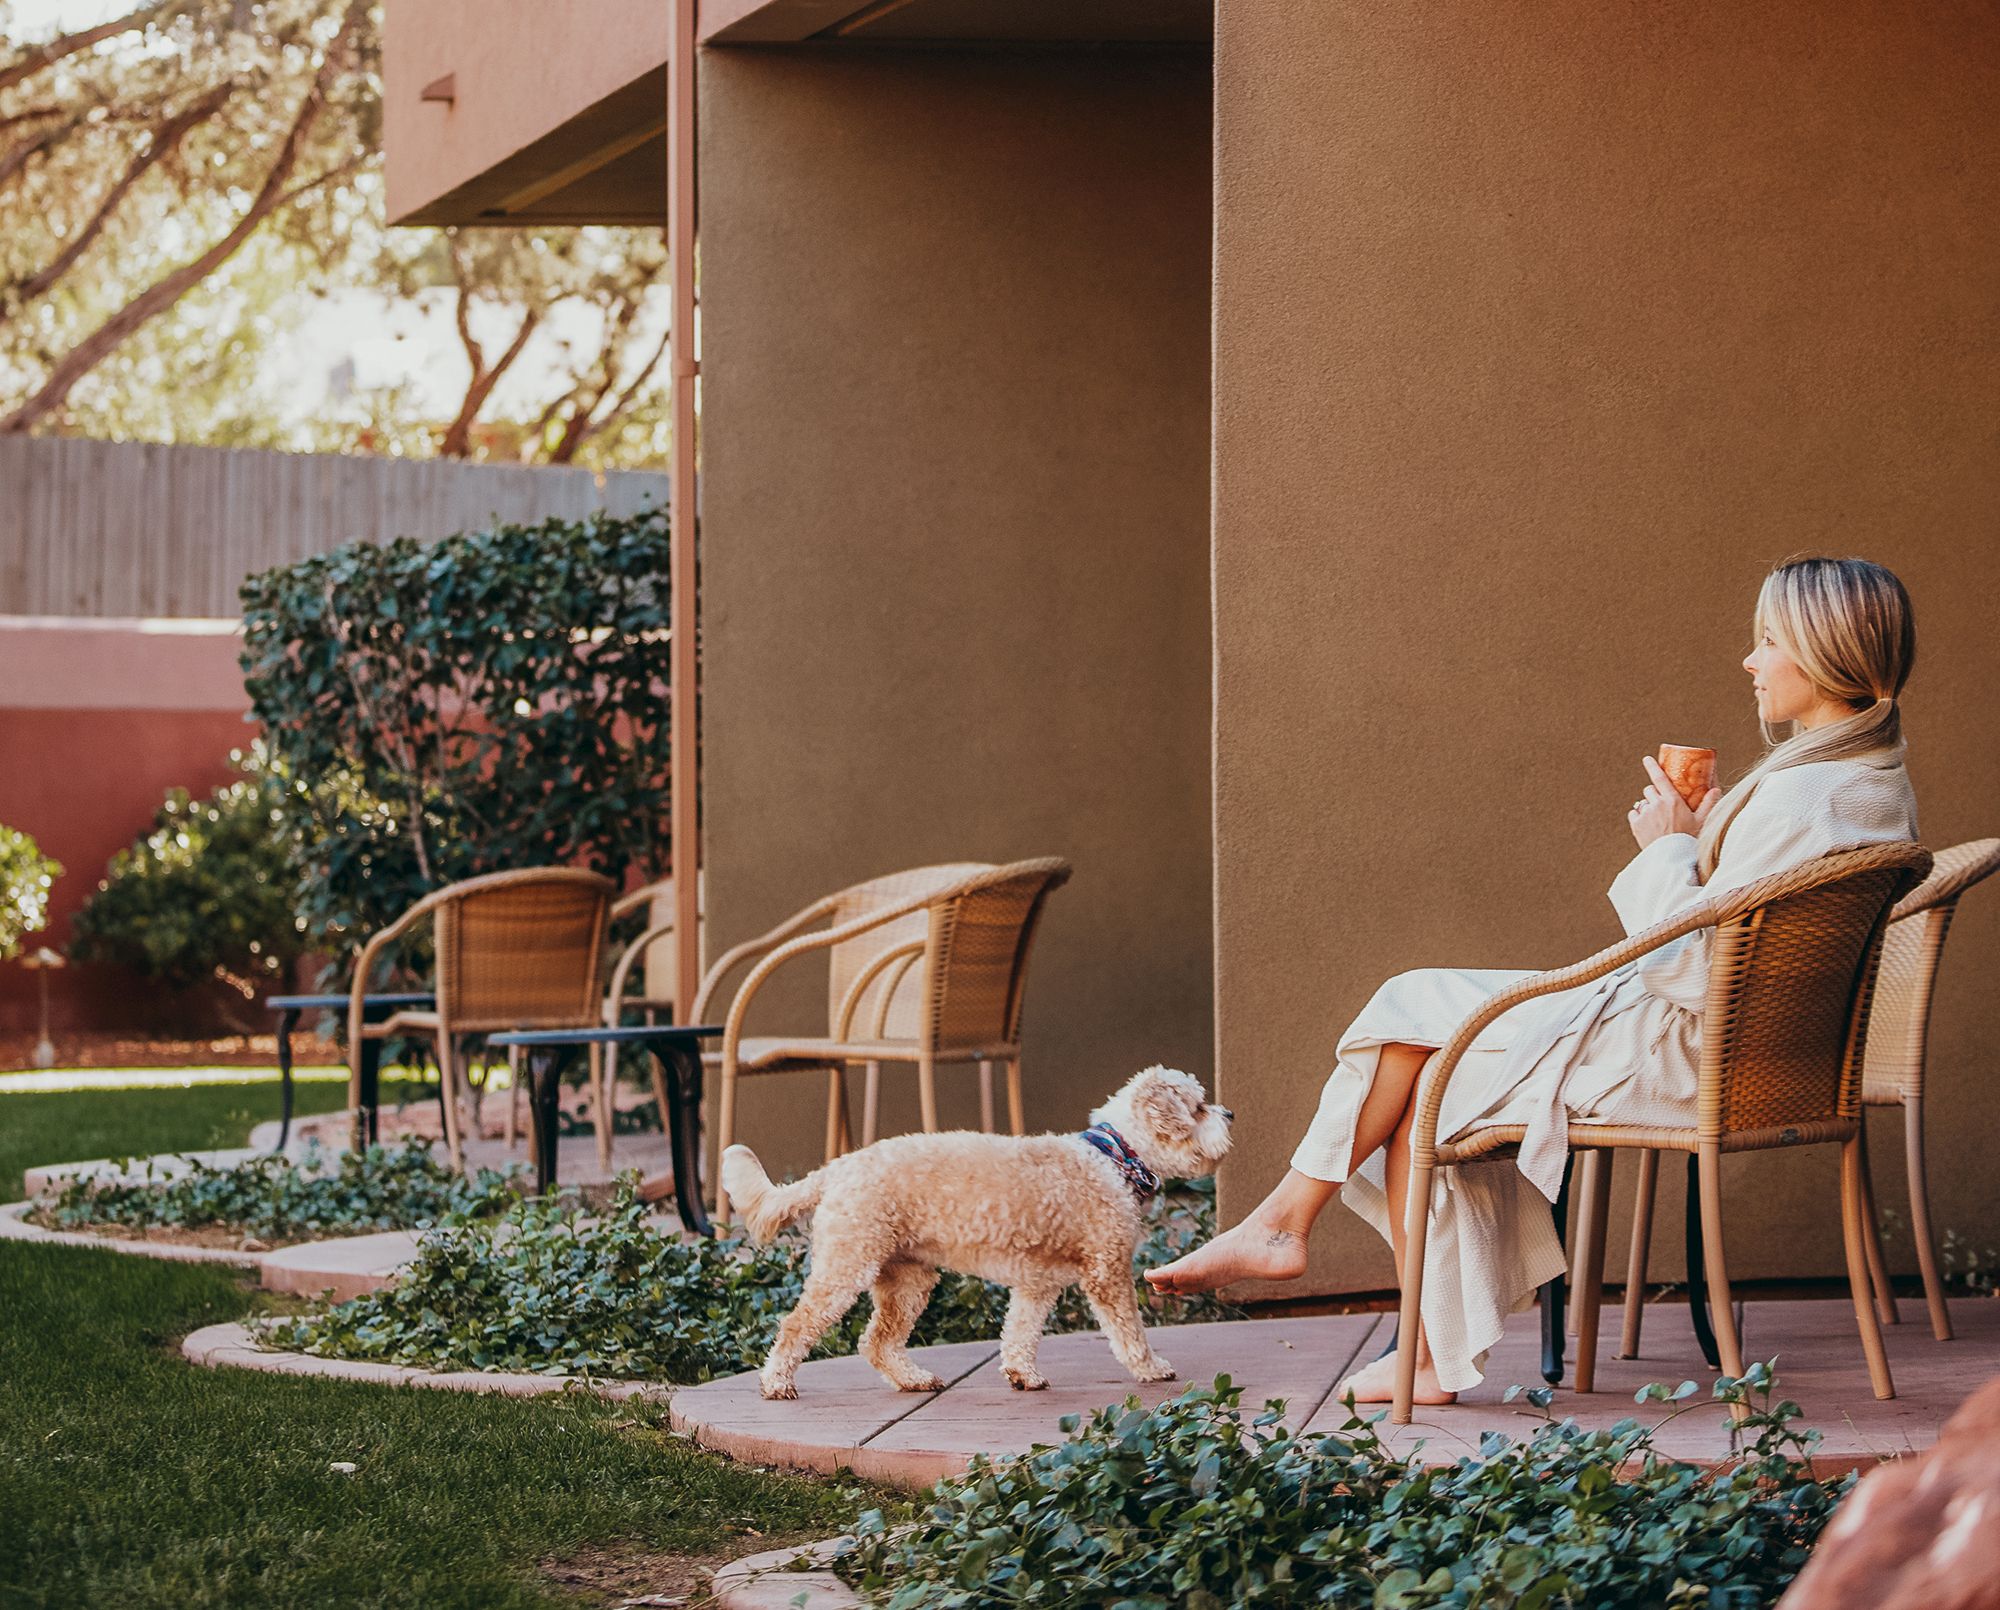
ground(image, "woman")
xmin=1148 ymin=555 xmax=1920 ymax=1404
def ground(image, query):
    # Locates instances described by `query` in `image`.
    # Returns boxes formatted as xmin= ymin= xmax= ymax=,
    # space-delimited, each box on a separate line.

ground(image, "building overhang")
xmin=387 ymin=0 xmax=1210 ymax=228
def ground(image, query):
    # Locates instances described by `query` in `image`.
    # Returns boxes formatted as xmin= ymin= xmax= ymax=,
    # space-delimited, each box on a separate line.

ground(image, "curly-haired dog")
xmin=721 ymin=1065 xmax=1233 ymax=1400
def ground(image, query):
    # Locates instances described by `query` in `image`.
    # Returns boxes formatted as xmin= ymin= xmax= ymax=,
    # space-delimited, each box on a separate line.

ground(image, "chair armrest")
xmin=718 ymin=891 xmax=957 ymax=1055
xmin=344 ymin=887 xmax=456 ymax=1110
xmin=1410 ymin=896 xmax=1725 ymax=1163
xmin=688 ymin=898 xmax=837 ymax=1024
xmin=611 ymin=875 xmax=676 ymax=921
xmin=835 ymin=939 xmax=926 ymax=1040
xmin=605 ymin=918 xmax=678 ymax=1022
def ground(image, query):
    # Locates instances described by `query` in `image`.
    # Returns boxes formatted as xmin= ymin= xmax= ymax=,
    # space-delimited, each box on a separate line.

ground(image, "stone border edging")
xmin=0 ymin=1199 xmax=264 ymax=1267
xmin=182 ymin=1322 xmax=670 ymax=1401
xmin=712 ymin=1539 xmax=862 ymax=1609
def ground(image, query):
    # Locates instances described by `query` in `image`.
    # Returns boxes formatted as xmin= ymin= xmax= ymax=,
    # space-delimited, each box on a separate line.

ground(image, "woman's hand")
xmin=1628 ymin=755 xmax=1722 ymax=850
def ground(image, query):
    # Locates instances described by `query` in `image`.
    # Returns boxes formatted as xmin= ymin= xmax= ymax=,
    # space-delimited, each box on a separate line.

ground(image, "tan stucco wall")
xmin=383 ymin=0 xmax=669 ymax=223
xmin=698 ymin=46 xmax=1213 ymax=1179
xmin=1213 ymin=1 xmax=2000 ymax=1297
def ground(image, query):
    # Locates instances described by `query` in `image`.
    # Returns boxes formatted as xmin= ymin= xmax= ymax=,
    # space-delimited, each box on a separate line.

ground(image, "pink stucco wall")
xmin=0 ymin=618 xmax=256 ymax=1034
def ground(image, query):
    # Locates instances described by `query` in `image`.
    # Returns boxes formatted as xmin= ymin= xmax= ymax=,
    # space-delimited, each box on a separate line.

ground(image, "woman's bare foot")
xmin=1332 ymin=1350 xmax=1456 ymax=1406
xmin=1144 ymin=1217 xmax=1309 ymax=1295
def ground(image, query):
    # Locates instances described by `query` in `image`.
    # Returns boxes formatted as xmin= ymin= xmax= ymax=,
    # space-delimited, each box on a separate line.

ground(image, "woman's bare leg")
xmin=1333 ymin=1099 xmax=1455 ymax=1404
xmin=1145 ymin=1042 xmax=1434 ymax=1294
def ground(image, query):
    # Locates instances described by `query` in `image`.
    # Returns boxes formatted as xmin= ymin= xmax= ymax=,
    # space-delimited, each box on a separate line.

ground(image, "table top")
xmin=267 ymin=992 xmax=436 ymax=1010
xmin=489 ymin=1024 xmax=722 ymax=1047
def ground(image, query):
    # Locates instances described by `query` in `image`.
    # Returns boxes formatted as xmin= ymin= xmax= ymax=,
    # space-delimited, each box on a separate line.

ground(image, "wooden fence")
xmin=0 ymin=436 xmax=671 ymax=618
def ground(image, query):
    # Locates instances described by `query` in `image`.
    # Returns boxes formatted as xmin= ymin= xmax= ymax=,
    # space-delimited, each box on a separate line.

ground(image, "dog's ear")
xmin=1131 ymin=1072 xmax=1197 ymax=1142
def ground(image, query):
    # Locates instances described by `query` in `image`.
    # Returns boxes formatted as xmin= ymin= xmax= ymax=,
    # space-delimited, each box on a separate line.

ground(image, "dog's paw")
xmin=759 ymin=1376 xmax=798 ymax=1401
xmin=1004 ymin=1368 xmax=1050 ymax=1392
xmin=898 ymin=1373 xmax=947 ymax=1393
xmin=1131 ymin=1358 xmax=1177 ymax=1383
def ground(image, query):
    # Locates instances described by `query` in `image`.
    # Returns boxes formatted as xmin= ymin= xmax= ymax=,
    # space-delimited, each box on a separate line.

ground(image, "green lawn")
xmin=0 ymin=1079 xmax=352 ymax=1202
xmin=0 ymin=1082 xmax=869 ymax=1609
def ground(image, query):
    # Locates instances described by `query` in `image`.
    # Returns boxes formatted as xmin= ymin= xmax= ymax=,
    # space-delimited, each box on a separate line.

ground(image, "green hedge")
xmin=0 ymin=824 xmax=60 ymax=960
xmin=239 ymin=509 xmax=672 ymax=964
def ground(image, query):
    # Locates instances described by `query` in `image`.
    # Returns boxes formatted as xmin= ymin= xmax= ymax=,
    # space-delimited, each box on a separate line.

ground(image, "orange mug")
xmin=1657 ymin=744 xmax=1717 ymax=810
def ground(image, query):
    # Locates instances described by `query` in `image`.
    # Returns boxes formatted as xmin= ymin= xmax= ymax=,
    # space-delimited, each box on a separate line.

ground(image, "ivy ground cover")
xmin=36 ymin=1139 xmax=519 ymax=1244
xmin=836 ymin=1373 xmax=1849 ymax=1609
xmin=267 ymin=1180 xmax=1244 ymax=1382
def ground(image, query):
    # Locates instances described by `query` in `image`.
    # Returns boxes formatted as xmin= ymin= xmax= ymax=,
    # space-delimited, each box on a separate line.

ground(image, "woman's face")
xmin=1743 ymin=623 xmax=1824 ymax=726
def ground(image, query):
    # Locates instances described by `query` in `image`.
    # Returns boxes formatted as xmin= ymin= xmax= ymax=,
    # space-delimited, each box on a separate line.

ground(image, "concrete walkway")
xmin=671 ymin=1298 xmax=2000 ymax=1488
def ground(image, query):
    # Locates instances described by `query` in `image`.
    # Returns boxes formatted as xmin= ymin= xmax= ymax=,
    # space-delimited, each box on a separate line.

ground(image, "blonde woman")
xmin=1149 ymin=556 xmax=1920 ymax=1404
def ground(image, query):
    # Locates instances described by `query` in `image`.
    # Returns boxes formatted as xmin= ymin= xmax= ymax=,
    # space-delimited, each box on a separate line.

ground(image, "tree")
xmin=0 ymin=0 xmax=374 ymax=435
xmin=0 ymin=823 xmax=60 ymax=960
xmin=0 ymin=1 xmax=675 ymax=468
xmin=68 ymin=749 xmax=307 ymax=1029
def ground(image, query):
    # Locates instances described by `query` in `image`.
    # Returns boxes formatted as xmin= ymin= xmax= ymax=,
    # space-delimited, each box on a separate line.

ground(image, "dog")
xmin=721 ymin=1064 xmax=1233 ymax=1400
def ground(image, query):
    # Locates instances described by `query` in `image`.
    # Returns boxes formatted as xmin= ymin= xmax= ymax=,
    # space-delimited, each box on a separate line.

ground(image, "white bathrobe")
xmin=1292 ymin=755 xmax=1919 ymax=1392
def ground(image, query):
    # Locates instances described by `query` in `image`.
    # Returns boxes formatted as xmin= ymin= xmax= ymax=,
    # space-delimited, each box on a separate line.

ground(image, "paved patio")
xmin=671 ymin=1298 xmax=2000 ymax=1488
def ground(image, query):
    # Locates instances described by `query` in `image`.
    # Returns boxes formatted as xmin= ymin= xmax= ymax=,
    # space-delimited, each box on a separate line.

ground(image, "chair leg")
xmin=505 ymin=1044 xmax=521 ymax=1150
xmin=978 ymin=1060 xmax=995 ymax=1133
xmin=1568 ymin=1157 xmax=1602 ymax=1338
xmin=593 ymin=1043 xmax=614 ymax=1173
xmin=861 ymin=1061 xmax=881 ymax=1148
xmin=916 ymin=1051 xmax=938 ymax=1133
xmin=1904 ymin=1097 xmax=1954 ymax=1341
xmin=1841 ymin=1136 xmax=1897 ymax=1401
xmin=1696 ymin=1144 xmax=1746 ymax=1414
xmin=1391 ymin=1162 xmax=1435 ymax=1426
xmin=1005 ymin=1057 xmax=1025 ymax=1136
xmin=713 ymin=1057 xmax=739 ymax=1220
xmin=1574 ymin=1152 xmax=1612 ymax=1394
xmin=1856 ymin=1119 xmax=1899 ymax=1325
xmin=824 ymin=1066 xmax=849 ymax=1162
xmin=435 ymin=1032 xmax=464 ymax=1172
xmin=1619 ymin=1148 xmax=1659 ymax=1359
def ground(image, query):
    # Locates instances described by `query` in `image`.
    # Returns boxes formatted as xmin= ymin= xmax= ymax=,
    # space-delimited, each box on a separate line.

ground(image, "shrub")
xmin=834 ymin=1370 xmax=1847 ymax=1609
xmin=0 ymin=824 xmax=61 ymax=960
xmin=41 ymin=1140 xmax=519 ymax=1242
xmin=239 ymin=507 xmax=672 ymax=963
xmin=68 ymin=747 xmax=306 ymax=1026
xmin=264 ymin=1178 xmax=1241 ymax=1381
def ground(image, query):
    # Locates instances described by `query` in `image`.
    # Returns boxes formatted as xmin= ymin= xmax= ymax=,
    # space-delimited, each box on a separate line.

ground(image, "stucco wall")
xmin=0 ymin=619 xmax=254 ymax=1034
xmin=698 ymin=46 xmax=1213 ymax=1178
xmin=1212 ymin=1 xmax=2000 ymax=1295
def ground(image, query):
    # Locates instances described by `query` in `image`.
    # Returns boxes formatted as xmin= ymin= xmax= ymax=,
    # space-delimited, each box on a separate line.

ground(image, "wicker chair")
xmin=1617 ymin=836 xmax=2000 ymax=1355
xmin=579 ymin=873 xmax=705 ymax=1171
xmin=692 ymin=858 xmax=1073 ymax=1220
xmin=347 ymin=868 xmax=614 ymax=1171
xmin=1391 ymin=841 xmax=1933 ymax=1424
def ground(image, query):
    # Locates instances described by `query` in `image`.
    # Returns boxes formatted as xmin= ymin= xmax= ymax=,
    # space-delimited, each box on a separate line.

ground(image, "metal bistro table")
xmin=488 ymin=1023 xmax=721 ymax=1236
xmin=266 ymin=992 xmax=435 ymax=1152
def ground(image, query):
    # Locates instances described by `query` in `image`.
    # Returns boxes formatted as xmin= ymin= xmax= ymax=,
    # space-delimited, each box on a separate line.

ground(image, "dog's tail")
xmin=721 ymin=1144 xmax=824 ymax=1244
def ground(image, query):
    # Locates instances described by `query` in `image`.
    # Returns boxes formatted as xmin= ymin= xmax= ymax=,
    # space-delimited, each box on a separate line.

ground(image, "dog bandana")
xmin=1079 ymin=1122 xmax=1161 ymax=1200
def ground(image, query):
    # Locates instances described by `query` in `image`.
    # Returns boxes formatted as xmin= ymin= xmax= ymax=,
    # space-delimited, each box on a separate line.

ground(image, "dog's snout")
xmin=1212 ymin=1105 xmax=1233 ymax=1122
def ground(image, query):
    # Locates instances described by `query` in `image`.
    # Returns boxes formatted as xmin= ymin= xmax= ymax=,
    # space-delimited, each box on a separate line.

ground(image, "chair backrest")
xmin=1698 ymin=842 xmax=1932 ymax=1147
xmin=1861 ymin=837 xmax=2000 ymax=1103
xmin=826 ymin=863 xmax=991 ymax=1040
xmin=435 ymin=867 xmax=614 ymax=1032
xmin=640 ymin=873 xmax=707 ymax=1007
xmin=920 ymin=858 xmax=1072 ymax=1055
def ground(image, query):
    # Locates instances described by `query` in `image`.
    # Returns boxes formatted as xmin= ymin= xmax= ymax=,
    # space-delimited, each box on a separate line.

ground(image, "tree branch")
xmin=11 ymin=84 xmax=232 ymax=307
xmin=0 ymin=0 xmax=366 ymax=435
xmin=0 ymin=2 xmax=177 ymax=96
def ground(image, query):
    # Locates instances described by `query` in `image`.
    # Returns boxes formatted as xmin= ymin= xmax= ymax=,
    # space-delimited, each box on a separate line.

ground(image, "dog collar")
xmin=1080 ymin=1122 xmax=1161 ymax=1200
